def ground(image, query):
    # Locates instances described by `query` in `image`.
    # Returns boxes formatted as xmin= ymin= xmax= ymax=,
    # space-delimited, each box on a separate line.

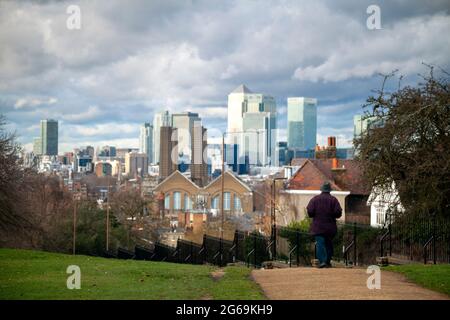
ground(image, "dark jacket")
xmin=307 ymin=192 xmax=342 ymax=237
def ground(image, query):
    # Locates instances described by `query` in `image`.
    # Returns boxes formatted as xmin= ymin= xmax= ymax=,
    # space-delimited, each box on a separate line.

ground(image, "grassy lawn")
xmin=384 ymin=264 xmax=450 ymax=296
xmin=0 ymin=248 xmax=264 ymax=300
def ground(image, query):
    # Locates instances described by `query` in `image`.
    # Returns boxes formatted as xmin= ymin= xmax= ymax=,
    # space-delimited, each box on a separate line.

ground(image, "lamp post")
xmin=106 ymin=181 xmax=111 ymax=252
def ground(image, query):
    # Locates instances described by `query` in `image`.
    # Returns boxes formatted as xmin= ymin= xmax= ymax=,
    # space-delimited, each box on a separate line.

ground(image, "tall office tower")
xmin=40 ymin=119 xmax=58 ymax=155
xmin=139 ymin=123 xmax=153 ymax=163
xmin=287 ymin=97 xmax=317 ymax=150
xmin=159 ymin=126 xmax=178 ymax=180
xmin=153 ymin=110 xmax=171 ymax=164
xmin=353 ymin=114 xmax=384 ymax=140
xmin=227 ymin=85 xmax=277 ymax=166
xmin=227 ymin=84 xmax=252 ymax=134
xmin=191 ymin=123 xmax=208 ymax=187
xmin=171 ymin=112 xmax=201 ymax=162
xmin=33 ymin=137 xmax=42 ymax=155
xmin=125 ymin=152 xmax=148 ymax=178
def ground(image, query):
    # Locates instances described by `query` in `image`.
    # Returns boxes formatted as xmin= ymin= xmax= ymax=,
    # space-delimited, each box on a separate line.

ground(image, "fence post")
xmin=272 ymin=224 xmax=277 ymax=261
xmin=388 ymin=218 xmax=392 ymax=256
xmin=219 ymin=237 xmax=223 ymax=267
xmin=353 ymin=223 xmax=357 ymax=266
xmin=235 ymin=230 xmax=239 ymax=262
xmin=296 ymin=230 xmax=300 ymax=266
xmin=202 ymin=234 xmax=206 ymax=264
xmin=433 ymin=214 xmax=436 ymax=265
xmin=253 ymin=233 xmax=257 ymax=268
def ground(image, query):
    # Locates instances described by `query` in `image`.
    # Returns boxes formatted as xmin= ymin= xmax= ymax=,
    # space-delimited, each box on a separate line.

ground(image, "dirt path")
xmin=251 ymin=267 xmax=448 ymax=300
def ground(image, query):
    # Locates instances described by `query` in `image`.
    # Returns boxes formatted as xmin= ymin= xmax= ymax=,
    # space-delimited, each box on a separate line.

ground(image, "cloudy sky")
xmin=1 ymin=0 xmax=449 ymax=152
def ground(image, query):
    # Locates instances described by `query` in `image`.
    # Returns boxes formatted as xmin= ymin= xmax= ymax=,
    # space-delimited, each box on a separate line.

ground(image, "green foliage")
xmin=44 ymin=201 xmax=128 ymax=256
xmin=279 ymin=218 xmax=313 ymax=265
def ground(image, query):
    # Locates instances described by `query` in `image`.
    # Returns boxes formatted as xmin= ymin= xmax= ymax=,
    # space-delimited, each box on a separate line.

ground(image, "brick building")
xmin=154 ymin=170 xmax=254 ymax=216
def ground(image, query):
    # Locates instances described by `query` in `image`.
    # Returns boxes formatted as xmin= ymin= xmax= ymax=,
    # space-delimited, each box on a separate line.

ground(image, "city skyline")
xmin=1 ymin=1 xmax=449 ymax=153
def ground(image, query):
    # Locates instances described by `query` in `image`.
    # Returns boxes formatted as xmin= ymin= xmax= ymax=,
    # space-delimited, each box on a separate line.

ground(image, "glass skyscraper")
xmin=287 ymin=97 xmax=317 ymax=150
xmin=153 ymin=110 xmax=172 ymax=164
xmin=40 ymin=119 xmax=58 ymax=155
xmin=227 ymin=85 xmax=277 ymax=166
xmin=139 ymin=123 xmax=153 ymax=164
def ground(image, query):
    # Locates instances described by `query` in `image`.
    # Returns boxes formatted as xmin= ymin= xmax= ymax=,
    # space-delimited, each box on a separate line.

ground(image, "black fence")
xmin=381 ymin=213 xmax=450 ymax=264
xmin=110 ymin=213 xmax=450 ymax=267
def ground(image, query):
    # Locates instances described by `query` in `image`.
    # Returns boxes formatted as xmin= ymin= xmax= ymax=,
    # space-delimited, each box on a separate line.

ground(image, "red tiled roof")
xmin=288 ymin=158 xmax=369 ymax=195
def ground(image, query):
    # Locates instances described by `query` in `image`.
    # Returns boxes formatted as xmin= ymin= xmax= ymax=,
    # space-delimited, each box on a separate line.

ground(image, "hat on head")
xmin=320 ymin=182 xmax=332 ymax=193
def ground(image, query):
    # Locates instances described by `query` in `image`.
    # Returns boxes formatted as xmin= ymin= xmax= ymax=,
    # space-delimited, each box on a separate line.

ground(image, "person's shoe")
xmin=318 ymin=263 xmax=327 ymax=268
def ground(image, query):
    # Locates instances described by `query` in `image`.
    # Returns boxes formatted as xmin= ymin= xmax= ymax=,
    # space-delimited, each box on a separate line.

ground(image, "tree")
xmin=355 ymin=66 xmax=450 ymax=219
xmin=0 ymin=115 xmax=31 ymax=231
xmin=110 ymin=187 xmax=148 ymax=249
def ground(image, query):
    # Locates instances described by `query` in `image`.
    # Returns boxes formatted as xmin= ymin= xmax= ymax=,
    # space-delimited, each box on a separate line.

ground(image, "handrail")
xmin=343 ymin=240 xmax=355 ymax=266
xmin=423 ymin=235 xmax=434 ymax=264
xmin=266 ymin=240 xmax=274 ymax=260
xmin=379 ymin=229 xmax=390 ymax=257
xmin=246 ymin=249 xmax=255 ymax=267
xmin=288 ymin=245 xmax=298 ymax=268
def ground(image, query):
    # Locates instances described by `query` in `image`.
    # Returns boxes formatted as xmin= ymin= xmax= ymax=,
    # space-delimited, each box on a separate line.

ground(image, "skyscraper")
xmin=139 ymin=123 xmax=153 ymax=163
xmin=227 ymin=85 xmax=277 ymax=166
xmin=159 ymin=126 xmax=178 ymax=180
xmin=153 ymin=111 xmax=171 ymax=164
xmin=171 ymin=112 xmax=201 ymax=162
xmin=33 ymin=137 xmax=42 ymax=155
xmin=40 ymin=119 xmax=58 ymax=155
xmin=287 ymin=97 xmax=317 ymax=150
xmin=353 ymin=114 xmax=384 ymax=139
xmin=191 ymin=123 xmax=208 ymax=186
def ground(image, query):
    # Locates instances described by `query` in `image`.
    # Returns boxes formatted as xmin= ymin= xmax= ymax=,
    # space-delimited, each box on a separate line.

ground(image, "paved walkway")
xmin=251 ymin=267 xmax=448 ymax=300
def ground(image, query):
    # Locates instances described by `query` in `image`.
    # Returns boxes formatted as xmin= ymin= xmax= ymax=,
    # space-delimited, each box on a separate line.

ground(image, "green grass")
xmin=0 ymin=248 xmax=265 ymax=300
xmin=384 ymin=264 xmax=450 ymax=296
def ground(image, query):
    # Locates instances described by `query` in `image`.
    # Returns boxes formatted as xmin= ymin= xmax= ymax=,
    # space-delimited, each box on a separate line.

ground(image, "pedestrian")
xmin=306 ymin=181 xmax=342 ymax=268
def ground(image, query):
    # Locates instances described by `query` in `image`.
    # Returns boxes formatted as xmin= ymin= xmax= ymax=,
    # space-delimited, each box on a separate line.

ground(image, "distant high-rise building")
xmin=191 ymin=123 xmax=208 ymax=187
xmin=227 ymin=85 xmax=277 ymax=166
xmin=139 ymin=123 xmax=153 ymax=163
xmin=171 ymin=112 xmax=201 ymax=162
xmin=353 ymin=115 xmax=384 ymax=140
xmin=159 ymin=126 xmax=178 ymax=180
xmin=33 ymin=137 xmax=42 ymax=155
xmin=153 ymin=111 xmax=171 ymax=164
xmin=287 ymin=97 xmax=317 ymax=150
xmin=97 ymin=145 xmax=116 ymax=159
xmin=40 ymin=119 xmax=58 ymax=155
xmin=125 ymin=152 xmax=148 ymax=177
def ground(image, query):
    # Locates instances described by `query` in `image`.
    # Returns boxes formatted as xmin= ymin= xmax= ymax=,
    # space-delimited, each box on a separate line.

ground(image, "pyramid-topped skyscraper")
xmin=227 ymin=85 xmax=277 ymax=167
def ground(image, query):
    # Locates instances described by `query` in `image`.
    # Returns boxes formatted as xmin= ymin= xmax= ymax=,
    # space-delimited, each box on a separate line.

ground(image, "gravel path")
xmin=251 ymin=267 xmax=448 ymax=300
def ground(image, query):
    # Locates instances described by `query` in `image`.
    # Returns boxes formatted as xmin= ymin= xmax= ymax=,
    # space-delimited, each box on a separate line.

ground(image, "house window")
xmin=376 ymin=206 xmax=385 ymax=225
xmin=211 ymin=196 xmax=219 ymax=209
xmin=184 ymin=194 xmax=192 ymax=211
xmin=224 ymin=192 xmax=231 ymax=210
xmin=164 ymin=194 xmax=170 ymax=210
xmin=234 ymin=195 xmax=241 ymax=211
xmin=173 ymin=192 xmax=181 ymax=210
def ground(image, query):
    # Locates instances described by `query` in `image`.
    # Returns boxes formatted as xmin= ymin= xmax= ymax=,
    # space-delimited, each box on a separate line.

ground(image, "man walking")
xmin=307 ymin=182 xmax=342 ymax=268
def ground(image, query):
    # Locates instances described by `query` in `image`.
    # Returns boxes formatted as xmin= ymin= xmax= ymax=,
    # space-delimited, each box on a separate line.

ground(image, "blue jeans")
xmin=315 ymin=235 xmax=333 ymax=265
